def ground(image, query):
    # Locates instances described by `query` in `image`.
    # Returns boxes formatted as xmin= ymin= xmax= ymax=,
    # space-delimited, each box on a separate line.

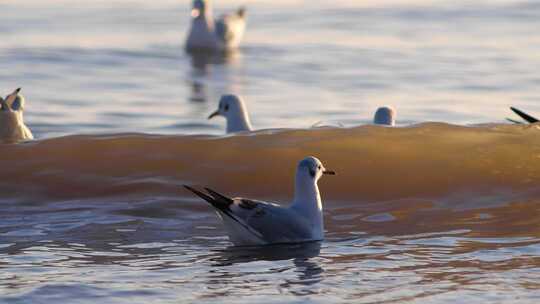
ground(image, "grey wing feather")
xmin=184 ymin=186 xmax=311 ymax=244
xmin=230 ymin=199 xmax=312 ymax=243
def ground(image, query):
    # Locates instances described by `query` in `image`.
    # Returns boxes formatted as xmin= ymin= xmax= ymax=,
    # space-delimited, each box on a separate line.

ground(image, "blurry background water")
xmin=2 ymin=1 xmax=540 ymax=303
xmin=2 ymin=0 xmax=540 ymax=138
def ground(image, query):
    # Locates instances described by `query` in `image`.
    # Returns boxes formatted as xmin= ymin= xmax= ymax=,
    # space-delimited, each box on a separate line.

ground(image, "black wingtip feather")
xmin=506 ymin=118 xmax=524 ymax=124
xmin=183 ymin=185 xmax=265 ymax=241
xmin=510 ymin=107 xmax=539 ymax=123
xmin=204 ymin=187 xmax=233 ymax=205
xmin=184 ymin=185 xmax=232 ymax=214
xmin=183 ymin=185 xmax=214 ymax=204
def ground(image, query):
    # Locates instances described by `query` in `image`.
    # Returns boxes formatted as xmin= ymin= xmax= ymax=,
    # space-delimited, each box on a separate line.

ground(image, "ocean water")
xmin=1 ymin=1 xmax=540 ymax=303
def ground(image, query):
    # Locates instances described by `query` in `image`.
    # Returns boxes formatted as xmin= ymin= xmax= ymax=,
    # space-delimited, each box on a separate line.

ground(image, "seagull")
xmin=0 ymin=88 xmax=33 ymax=143
xmin=208 ymin=94 xmax=252 ymax=133
xmin=373 ymin=106 xmax=396 ymax=126
xmin=184 ymin=156 xmax=335 ymax=246
xmin=185 ymin=0 xmax=246 ymax=52
xmin=507 ymin=107 xmax=539 ymax=124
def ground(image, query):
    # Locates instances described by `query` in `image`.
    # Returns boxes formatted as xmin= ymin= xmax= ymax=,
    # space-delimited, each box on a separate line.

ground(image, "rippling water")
xmin=2 ymin=1 xmax=540 ymax=303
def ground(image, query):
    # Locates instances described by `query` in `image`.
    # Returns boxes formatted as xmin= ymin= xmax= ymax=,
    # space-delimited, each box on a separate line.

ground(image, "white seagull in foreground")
xmin=373 ymin=106 xmax=396 ymax=126
xmin=185 ymin=0 xmax=246 ymax=52
xmin=184 ymin=156 xmax=335 ymax=246
xmin=208 ymin=94 xmax=252 ymax=133
xmin=0 ymin=88 xmax=33 ymax=143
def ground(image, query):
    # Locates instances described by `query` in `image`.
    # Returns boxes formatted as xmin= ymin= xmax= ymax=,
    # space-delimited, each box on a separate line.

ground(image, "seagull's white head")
xmin=208 ymin=94 xmax=252 ymax=133
xmin=191 ymin=0 xmax=210 ymax=18
xmin=373 ymin=106 xmax=396 ymax=126
xmin=297 ymin=156 xmax=335 ymax=182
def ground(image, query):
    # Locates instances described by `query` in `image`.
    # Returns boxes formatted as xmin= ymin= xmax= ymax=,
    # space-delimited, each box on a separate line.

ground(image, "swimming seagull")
xmin=0 ymin=88 xmax=33 ymax=143
xmin=373 ymin=106 xmax=396 ymax=126
xmin=208 ymin=94 xmax=252 ymax=133
xmin=507 ymin=107 xmax=539 ymax=124
xmin=184 ymin=156 xmax=335 ymax=246
xmin=185 ymin=0 xmax=246 ymax=52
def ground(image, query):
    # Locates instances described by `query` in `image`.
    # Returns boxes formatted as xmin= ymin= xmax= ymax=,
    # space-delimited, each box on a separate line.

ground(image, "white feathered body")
xmin=214 ymin=12 xmax=245 ymax=50
xmin=186 ymin=5 xmax=246 ymax=52
xmin=0 ymin=111 xmax=33 ymax=143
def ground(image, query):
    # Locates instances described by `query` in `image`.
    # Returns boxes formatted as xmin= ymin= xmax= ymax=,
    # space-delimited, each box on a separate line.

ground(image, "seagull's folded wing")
xmin=229 ymin=198 xmax=313 ymax=244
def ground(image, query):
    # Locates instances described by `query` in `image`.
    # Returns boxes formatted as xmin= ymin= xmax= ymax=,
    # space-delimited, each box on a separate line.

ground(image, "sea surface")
xmin=1 ymin=1 xmax=540 ymax=303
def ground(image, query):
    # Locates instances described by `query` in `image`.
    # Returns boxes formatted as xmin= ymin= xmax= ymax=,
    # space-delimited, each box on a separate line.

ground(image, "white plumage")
xmin=185 ymin=0 xmax=246 ymax=52
xmin=208 ymin=94 xmax=252 ymax=133
xmin=0 ymin=88 xmax=33 ymax=143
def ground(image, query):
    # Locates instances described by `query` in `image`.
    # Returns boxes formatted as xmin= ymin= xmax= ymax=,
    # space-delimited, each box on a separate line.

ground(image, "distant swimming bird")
xmin=507 ymin=107 xmax=539 ymax=124
xmin=0 ymin=88 xmax=33 ymax=143
xmin=184 ymin=156 xmax=335 ymax=246
xmin=185 ymin=0 xmax=246 ymax=52
xmin=208 ymin=94 xmax=252 ymax=133
xmin=373 ymin=106 xmax=396 ymax=126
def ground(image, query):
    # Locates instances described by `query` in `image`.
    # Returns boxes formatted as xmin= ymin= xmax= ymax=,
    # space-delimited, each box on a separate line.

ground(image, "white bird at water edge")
xmin=208 ymin=94 xmax=252 ymax=133
xmin=184 ymin=156 xmax=335 ymax=246
xmin=0 ymin=88 xmax=33 ymax=143
xmin=185 ymin=0 xmax=246 ymax=52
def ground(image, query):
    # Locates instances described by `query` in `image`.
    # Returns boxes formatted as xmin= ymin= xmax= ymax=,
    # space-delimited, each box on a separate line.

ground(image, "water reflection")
xmin=189 ymin=80 xmax=207 ymax=102
xmin=209 ymin=241 xmax=322 ymax=266
xmin=188 ymin=49 xmax=241 ymax=72
xmin=186 ymin=49 xmax=243 ymax=104
xmin=290 ymin=258 xmax=324 ymax=286
xmin=210 ymin=242 xmax=324 ymax=293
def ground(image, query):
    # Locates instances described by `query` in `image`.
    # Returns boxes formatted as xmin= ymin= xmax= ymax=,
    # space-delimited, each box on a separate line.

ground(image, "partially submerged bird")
xmin=373 ymin=106 xmax=396 ymax=126
xmin=208 ymin=94 xmax=252 ymax=133
xmin=507 ymin=107 xmax=539 ymax=124
xmin=0 ymin=88 xmax=33 ymax=143
xmin=185 ymin=0 xmax=246 ymax=52
xmin=184 ymin=156 xmax=335 ymax=246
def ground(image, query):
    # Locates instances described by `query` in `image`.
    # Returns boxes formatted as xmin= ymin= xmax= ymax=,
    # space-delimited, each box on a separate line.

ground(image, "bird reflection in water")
xmin=189 ymin=81 xmax=206 ymax=102
xmin=188 ymin=49 xmax=241 ymax=71
xmin=186 ymin=50 xmax=242 ymax=103
xmin=208 ymin=241 xmax=324 ymax=288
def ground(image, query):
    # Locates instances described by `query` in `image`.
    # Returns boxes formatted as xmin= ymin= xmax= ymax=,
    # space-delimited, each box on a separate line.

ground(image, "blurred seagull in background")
xmin=184 ymin=156 xmax=335 ymax=246
xmin=507 ymin=107 xmax=539 ymax=124
xmin=186 ymin=0 xmax=246 ymax=52
xmin=373 ymin=106 xmax=396 ymax=126
xmin=0 ymin=88 xmax=33 ymax=143
xmin=208 ymin=94 xmax=252 ymax=133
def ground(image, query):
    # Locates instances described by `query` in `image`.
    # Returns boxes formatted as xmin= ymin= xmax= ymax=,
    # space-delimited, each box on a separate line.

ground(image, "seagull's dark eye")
xmin=224 ymin=104 xmax=229 ymax=111
xmin=318 ymin=165 xmax=321 ymax=170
